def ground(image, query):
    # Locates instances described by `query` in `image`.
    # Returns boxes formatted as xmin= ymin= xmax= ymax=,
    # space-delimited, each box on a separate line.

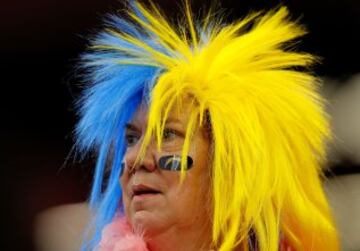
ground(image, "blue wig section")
xmin=80 ymin=92 xmax=143 ymax=251
xmin=75 ymin=4 xmax=166 ymax=249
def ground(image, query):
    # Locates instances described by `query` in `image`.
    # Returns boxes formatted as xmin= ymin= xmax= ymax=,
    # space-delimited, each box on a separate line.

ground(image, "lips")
xmin=131 ymin=184 xmax=161 ymax=197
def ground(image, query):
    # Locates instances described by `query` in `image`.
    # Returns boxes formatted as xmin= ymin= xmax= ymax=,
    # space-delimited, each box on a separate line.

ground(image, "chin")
xmin=130 ymin=210 xmax=169 ymax=237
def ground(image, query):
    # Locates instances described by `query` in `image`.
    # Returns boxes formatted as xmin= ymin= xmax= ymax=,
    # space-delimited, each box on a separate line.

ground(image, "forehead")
xmin=129 ymin=101 xmax=194 ymax=127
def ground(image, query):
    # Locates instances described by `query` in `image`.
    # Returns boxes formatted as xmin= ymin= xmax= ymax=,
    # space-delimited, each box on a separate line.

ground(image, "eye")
xmin=163 ymin=128 xmax=181 ymax=141
xmin=125 ymin=132 xmax=140 ymax=147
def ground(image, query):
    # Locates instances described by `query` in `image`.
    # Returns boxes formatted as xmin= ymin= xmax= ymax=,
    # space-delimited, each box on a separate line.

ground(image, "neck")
xmin=145 ymin=221 xmax=213 ymax=251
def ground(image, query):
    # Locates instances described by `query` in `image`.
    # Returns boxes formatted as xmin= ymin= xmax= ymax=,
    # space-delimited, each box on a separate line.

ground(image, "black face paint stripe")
xmin=120 ymin=155 xmax=194 ymax=177
xmin=158 ymin=155 xmax=193 ymax=171
xmin=120 ymin=162 xmax=125 ymax=177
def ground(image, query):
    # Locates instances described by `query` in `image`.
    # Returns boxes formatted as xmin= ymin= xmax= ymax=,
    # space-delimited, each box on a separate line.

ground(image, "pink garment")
xmin=96 ymin=217 xmax=292 ymax=251
xmin=96 ymin=217 xmax=149 ymax=251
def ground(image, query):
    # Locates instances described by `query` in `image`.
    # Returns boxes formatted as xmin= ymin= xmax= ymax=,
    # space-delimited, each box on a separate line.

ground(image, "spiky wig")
xmin=76 ymin=1 xmax=340 ymax=250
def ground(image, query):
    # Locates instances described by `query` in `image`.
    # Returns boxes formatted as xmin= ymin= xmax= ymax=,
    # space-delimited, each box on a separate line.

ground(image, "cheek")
xmin=176 ymin=136 xmax=212 ymax=220
xmin=119 ymin=175 xmax=131 ymax=213
xmin=120 ymin=173 xmax=126 ymax=184
xmin=165 ymin=169 xmax=212 ymax=225
xmin=119 ymin=174 xmax=127 ymax=193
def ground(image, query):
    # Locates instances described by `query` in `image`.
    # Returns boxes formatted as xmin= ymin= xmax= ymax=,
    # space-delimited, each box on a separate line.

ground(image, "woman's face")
xmin=120 ymin=103 xmax=212 ymax=238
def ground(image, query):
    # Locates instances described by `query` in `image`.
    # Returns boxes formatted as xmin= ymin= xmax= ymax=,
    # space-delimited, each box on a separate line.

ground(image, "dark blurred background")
xmin=1 ymin=0 xmax=359 ymax=250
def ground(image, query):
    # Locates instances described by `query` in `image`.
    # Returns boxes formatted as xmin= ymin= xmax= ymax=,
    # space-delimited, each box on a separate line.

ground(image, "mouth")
xmin=131 ymin=184 xmax=161 ymax=198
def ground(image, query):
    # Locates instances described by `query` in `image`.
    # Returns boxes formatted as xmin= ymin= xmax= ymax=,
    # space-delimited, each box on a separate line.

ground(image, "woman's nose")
xmin=124 ymin=140 xmax=157 ymax=174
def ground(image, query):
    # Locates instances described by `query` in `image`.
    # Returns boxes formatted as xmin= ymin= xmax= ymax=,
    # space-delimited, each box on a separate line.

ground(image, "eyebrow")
xmin=125 ymin=117 xmax=182 ymax=131
xmin=125 ymin=123 xmax=140 ymax=132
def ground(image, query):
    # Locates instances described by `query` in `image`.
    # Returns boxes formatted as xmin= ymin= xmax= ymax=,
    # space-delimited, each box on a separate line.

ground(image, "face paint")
xmin=120 ymin=155 xmax=194 ymax=176
xmin=158 ymin=155 xmax=193 ymax=171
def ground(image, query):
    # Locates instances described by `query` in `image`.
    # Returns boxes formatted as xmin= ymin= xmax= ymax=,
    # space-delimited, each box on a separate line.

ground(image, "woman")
xmin=76 ymin=1 xmax=340 ymax=250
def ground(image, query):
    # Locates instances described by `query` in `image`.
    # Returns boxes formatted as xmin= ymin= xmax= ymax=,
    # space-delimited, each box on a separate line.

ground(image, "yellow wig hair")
xmin=93 ymin=1 xmax=340 ymax=250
